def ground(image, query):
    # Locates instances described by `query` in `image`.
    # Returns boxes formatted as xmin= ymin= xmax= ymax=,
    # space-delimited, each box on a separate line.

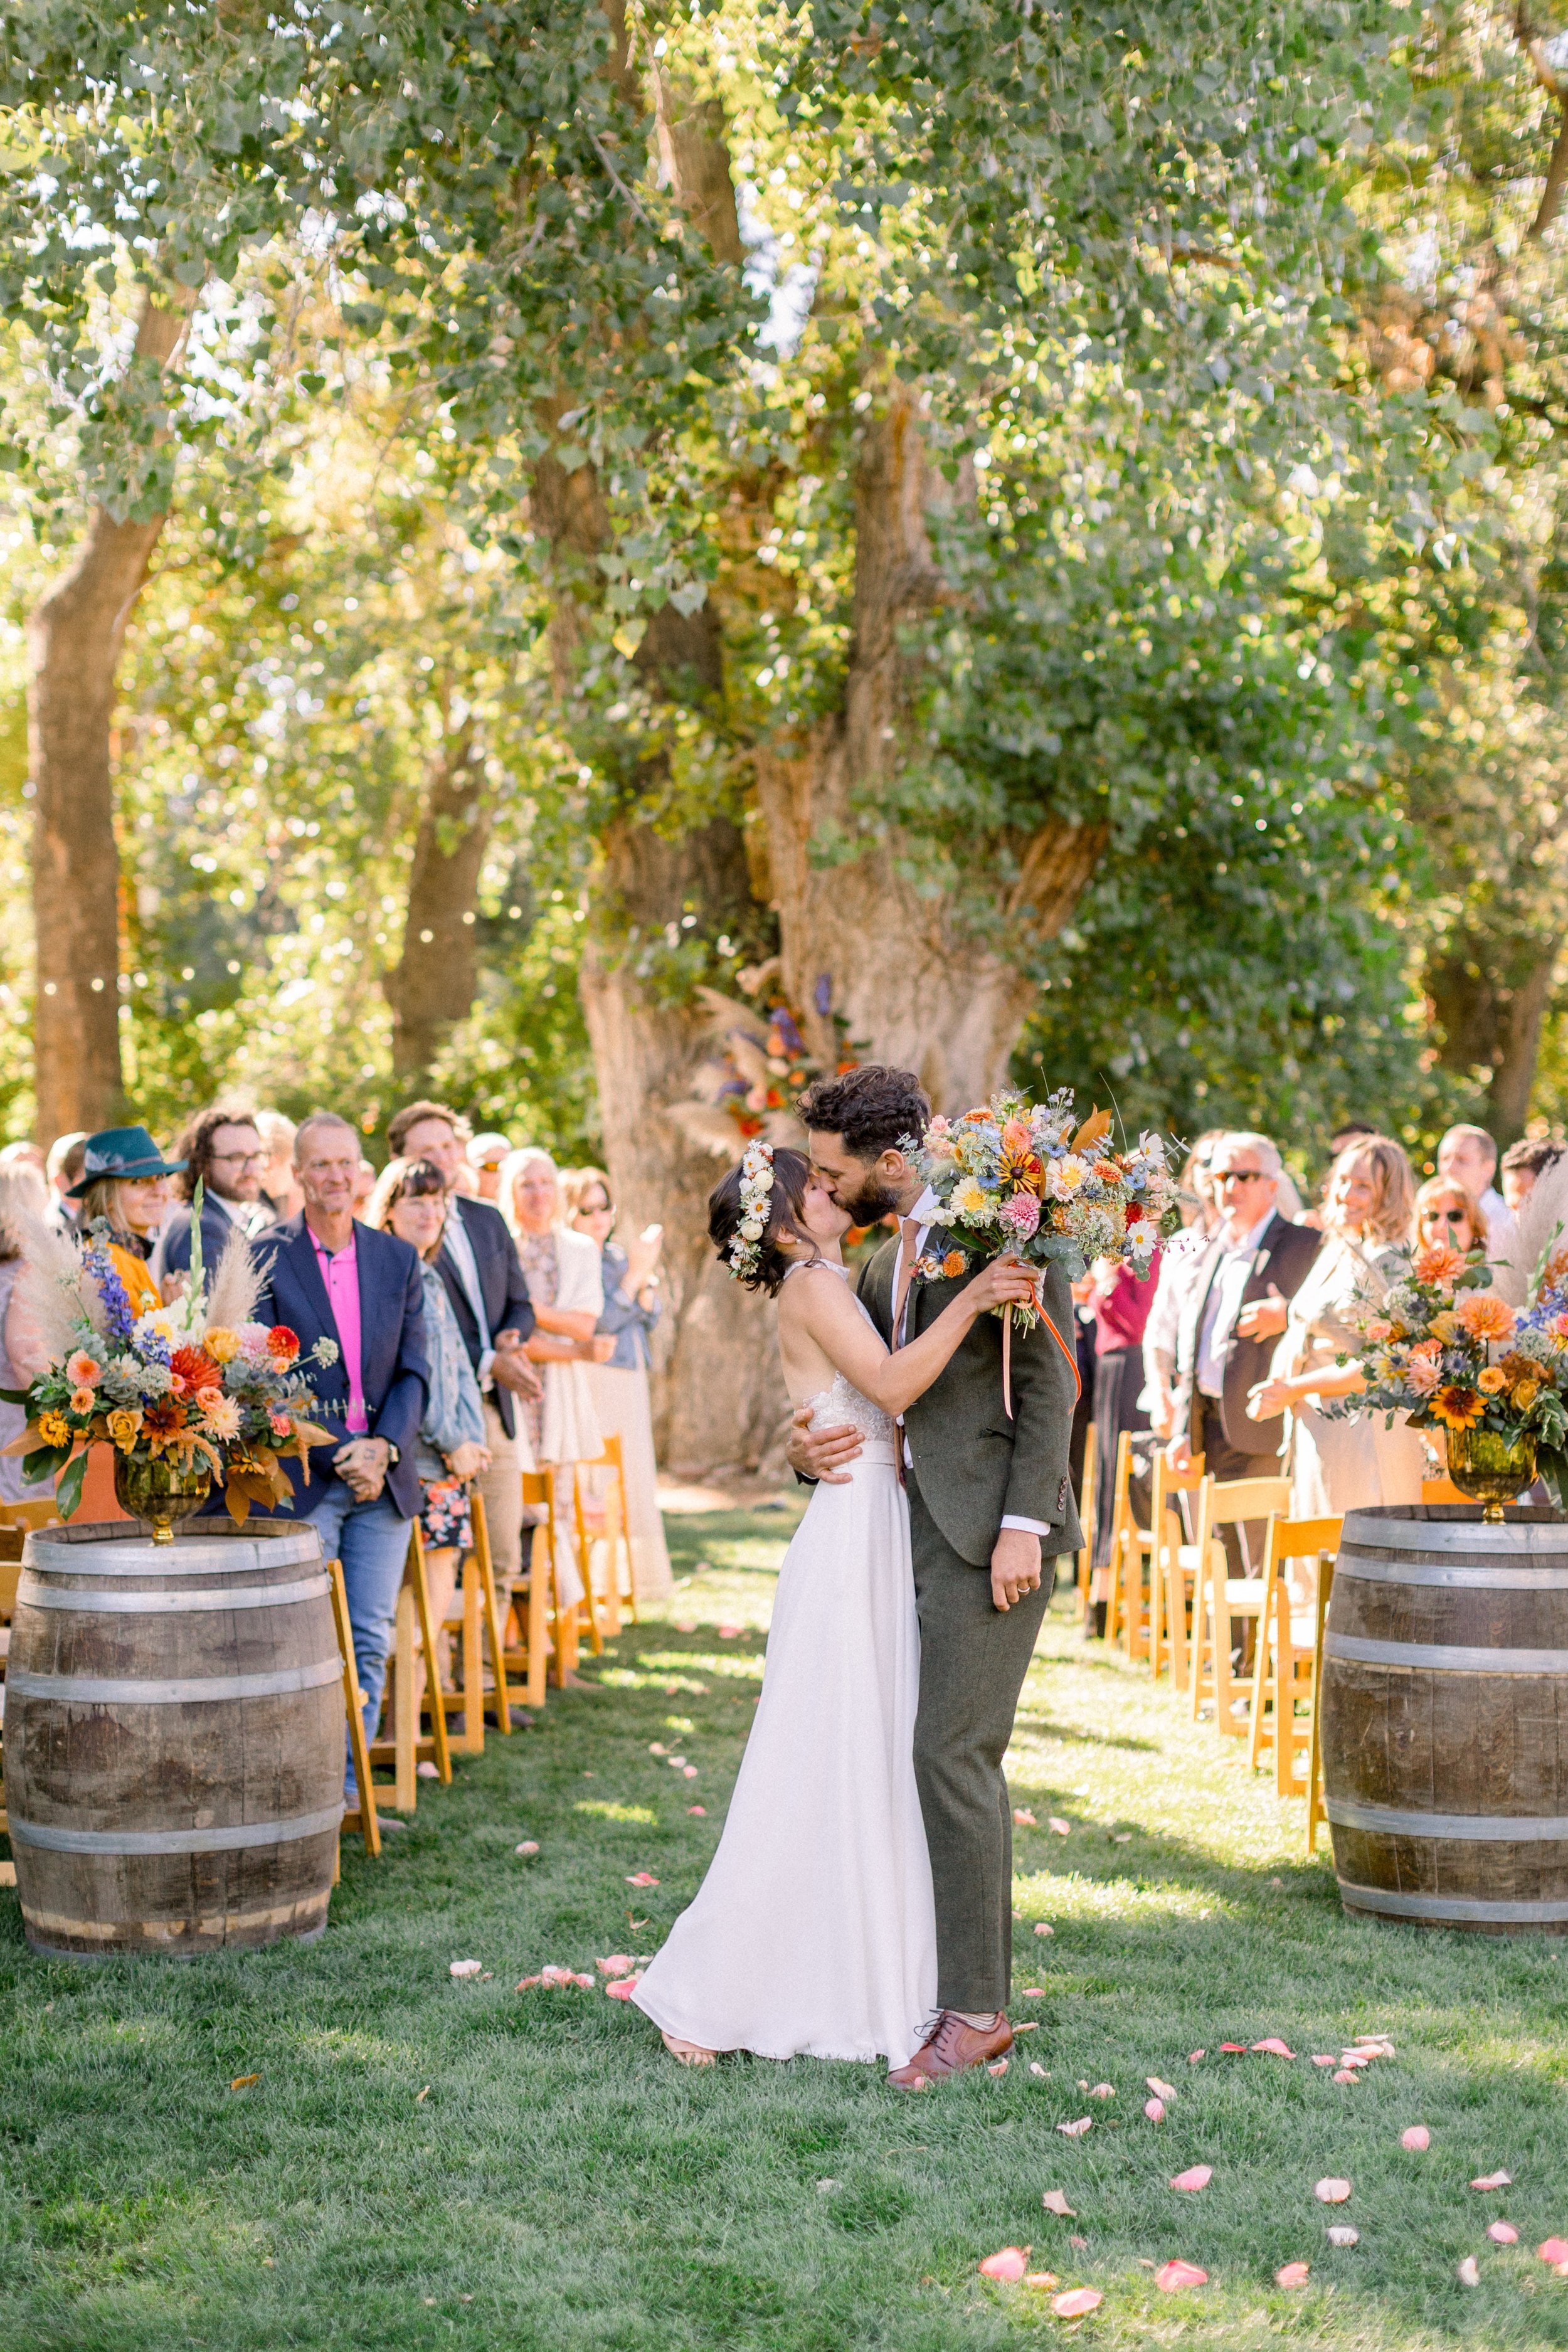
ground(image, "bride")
xmin=631 ymin=1140 xmax=1038 ymax=2071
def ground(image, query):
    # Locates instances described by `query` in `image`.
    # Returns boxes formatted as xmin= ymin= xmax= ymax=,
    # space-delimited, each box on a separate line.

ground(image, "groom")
xmin=789 ymin=1066 xmax=1082 ymax=2087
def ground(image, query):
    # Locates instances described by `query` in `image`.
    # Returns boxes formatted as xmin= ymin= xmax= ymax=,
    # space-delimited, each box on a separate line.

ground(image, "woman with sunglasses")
xmin=368 ymin=1157 xmax=490 ymax=1715
xmin=563 ymin=1165 xmax=673 ymax=1599
xmin=1413 ymin=1174 xmax=1488 ymax=1265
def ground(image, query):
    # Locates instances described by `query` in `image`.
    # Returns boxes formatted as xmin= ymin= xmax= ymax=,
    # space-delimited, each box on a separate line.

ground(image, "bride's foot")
xmin=661 ymin=2030 xmax=718 ymax=2069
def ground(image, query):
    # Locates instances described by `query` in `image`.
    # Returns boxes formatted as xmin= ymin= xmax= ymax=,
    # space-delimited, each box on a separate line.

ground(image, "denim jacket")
xmin=416 ymin=1261 xmax=486 ymax=1483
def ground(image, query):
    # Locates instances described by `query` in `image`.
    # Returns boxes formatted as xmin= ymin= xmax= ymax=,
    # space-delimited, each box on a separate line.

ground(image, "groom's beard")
xmin=839 ymin=1173 xmax=901 ymax=1226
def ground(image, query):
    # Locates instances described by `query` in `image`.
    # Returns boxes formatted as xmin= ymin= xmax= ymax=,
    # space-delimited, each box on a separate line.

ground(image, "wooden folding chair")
xmin=517 ymin=1465 xmax=601 ymax=1690
xmin=1148 ymin=1451 xmax=1204 ymax=1687
xmin=368 ymin=1522 xmax=453 ymax=1812
xmin=503 ymin=1495 xmax=551 ymax=1711
xmin=326 ymin=1555 xmax=381 ymax=1859
xmin=573 ymin=1434 xmax=638 ymax=1637
xmin=1306 ymin=1547 xmax=1338 ymax=1855
xmin=1073 ymin=1422 xmax=1098 ymax=1620
xmin=1189 ymin=1473 xmax=1292 ymax=1736
xmin=1248 ymin=1513 xmax=1342 ymax=1793
xmin=435 ymin=1490 xmax=515 ymax=1757
xmin=1104 ymin=1433 xmax=1158 ymax=1656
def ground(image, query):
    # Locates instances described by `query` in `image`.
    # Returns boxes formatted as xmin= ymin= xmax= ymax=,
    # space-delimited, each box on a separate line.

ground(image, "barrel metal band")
xmin=1327 ymin=1796 xmax=1568 ymax=1841
xmin=1324 ymin=1631 xmax=1568 ymax=1674
xmin=1340 ymin=1510 xmax=1568 ymax=1557
xmin=17 ymin=1572 xmax=329 ymax=1616
xmin=1336 ymin=1555 xmax=1568 ymax=1592
xmin=5 ymin=1656 xmax=343 ymax=1705
xmin=23 ymin=1548 xmax=317 ymax=1582
xmin=6 ymin=1802 xmax=345 ymax=1855
xmin=1338 ymin=1880 xmax=1568 ymax=1925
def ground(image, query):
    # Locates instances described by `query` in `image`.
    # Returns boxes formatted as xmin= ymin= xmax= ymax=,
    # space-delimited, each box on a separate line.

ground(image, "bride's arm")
xmin=781 ymin=1255 xmax=1040 ymax=1417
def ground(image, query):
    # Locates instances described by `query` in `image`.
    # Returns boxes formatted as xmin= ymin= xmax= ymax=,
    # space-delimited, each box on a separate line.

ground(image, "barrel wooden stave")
xmin=6 ymin=1518 xmax=342 ymax=1959
xmin=1323 ymin=1505 xmax=1568 ymax=1934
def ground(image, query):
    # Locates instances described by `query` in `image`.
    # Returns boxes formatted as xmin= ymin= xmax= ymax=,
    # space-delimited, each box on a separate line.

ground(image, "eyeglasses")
xmin=1215 ymin=1168 xmax=1269 ymax=1187
xmin=210 ymin=1150 xmax=268 ymax=1168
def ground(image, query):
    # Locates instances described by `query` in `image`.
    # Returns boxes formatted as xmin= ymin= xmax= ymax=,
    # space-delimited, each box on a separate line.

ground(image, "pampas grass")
xmin=1494 ymin=1151 xmax=1568 ymax=1306
xmin=9 ymin=1205 xmax=107 ymax=1367
xmin=205 ymin=1224 xmax=264 ymax=1333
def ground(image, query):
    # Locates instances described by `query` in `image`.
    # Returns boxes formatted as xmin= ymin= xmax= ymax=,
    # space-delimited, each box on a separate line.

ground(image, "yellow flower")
xmin=203 ymin=1326 xmax=240 ymax=1364
xmin=107 ymin=1407 xmax=143 ymax=1453
xmin=38 ymin=1412 xmax=71 ymax=1448
xmin=951 ymin=1176 xmax=993 ymax=1223
xmin=1430 ymin=1385 xmax=1483 ymax=1431
xmin=1047 ymin=1154 xmax=1086 ymax=1197
xmin=1513 ymin=1379 xmax=1542 ymax=1413
xmin=200 ymin=1392 xmax=241 ymax=1441
xmin=1478 ymin=1367 xmax=1508 ymax=1394
xmin=1428 ymin=1311 xmax=1462 ymax=1345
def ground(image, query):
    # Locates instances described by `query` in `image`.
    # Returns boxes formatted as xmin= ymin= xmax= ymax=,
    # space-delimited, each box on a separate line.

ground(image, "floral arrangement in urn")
xmin=1 ymin=1187 xmax=334 ymax=1535
xmin=1330 ymin=1234 xmax=1568 ymax=1514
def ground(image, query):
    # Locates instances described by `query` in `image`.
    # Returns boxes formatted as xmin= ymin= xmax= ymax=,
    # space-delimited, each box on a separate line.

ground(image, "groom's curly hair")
xmin=795 ymin=1065 xmax=930 ymax=1162
xmin=709 ymin=1147 xmax=814 ymax=1296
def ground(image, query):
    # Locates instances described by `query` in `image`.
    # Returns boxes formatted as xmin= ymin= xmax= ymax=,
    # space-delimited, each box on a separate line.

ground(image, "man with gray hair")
xmin=1168 ymin=1131 xmax=1320 ymax=1561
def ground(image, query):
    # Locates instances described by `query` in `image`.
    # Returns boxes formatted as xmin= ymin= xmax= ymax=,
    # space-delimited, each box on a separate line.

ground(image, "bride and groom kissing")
xmin=631 ymin=1065 xmax=1083 ymax=2084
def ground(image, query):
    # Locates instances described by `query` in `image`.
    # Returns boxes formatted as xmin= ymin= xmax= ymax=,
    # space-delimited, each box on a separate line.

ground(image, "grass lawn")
xmin=3 ymin=1496 xmax=1568 ymax=2349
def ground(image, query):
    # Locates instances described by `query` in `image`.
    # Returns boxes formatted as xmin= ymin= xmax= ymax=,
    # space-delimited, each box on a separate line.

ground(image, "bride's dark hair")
xmin=708 ymin=1145 xmax=816 ymax=1296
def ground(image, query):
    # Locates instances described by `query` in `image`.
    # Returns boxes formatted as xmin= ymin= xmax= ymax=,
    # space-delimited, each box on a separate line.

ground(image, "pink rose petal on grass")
xmin=1170 ymin=2166 xmax=1212 ymax=2193
xmin=987 ymin=2058 xmax=1009 ymax=2077
xmin=1332 ymin=2070 xmax=1359 ymax=2085
xmin=448 ymin=1959 xmax=482 ymax=1978
xmin=673 ymin=1621 xmax=697 ymax=1634
xmin=1034 ymin=1923 xmax=1055 ymax=1937
xmin=1042 ymin=2191 xmax=1077 ymax=2217
xmin=682 ymin=1765 xmax=699 ymax=1778
xmin=1048 ymin=1817 xmax=1071 ymax=1836
xmin=1471 ymin=2171 xmax=1514 ymax=2191
xmin=596 ymin=1955 xmax=636 ymax=1976
xmin=1051 ymin=2288 xmax=1103 ymax=2318
xmin=1458 ymin=2255 xmax=1480 ymax=2286
xmin=1274 ymin=2262 xmax=1310 ymax=2288
xmin=1314 ymin=2180 xmax=1352 ymax=2205
xmin=1188 ymin=2050 xmax=1205 ymax=2064
xmin=1014 ymin=1808 xmax=1037 ymax=1826
xmin=1030 ymin=2062 xmax=1049 ymax=2079
xmin=1023 ymin=2272 xmax=1059 ymax=2290
xmin=1326 ymin=2227 xmax=1359 ymax=2247
xmin=1311 ymin=2055 xmax=1337 ymax=2067
xmin=625 ymin=1873 xmax=660 ymax=1887
xmin=1147 ymin=2077 xmax=1177 ymax=2100
xmin=1219 ymin=2042 xmax=1247 ymax=2053
xmin=717 ymin=1623 xmax=742 ymax=1639
xmin=1088 ymin=2083 xmax=1115 ymax=2099
xmin=1057 ymin=2117 xmax=1093 ymax=2138
xmin=1538 ymin=2238 xmax=1568 ymax=2264
xmin=514 ymin=1840 xmax=539 ymax=1857
xmin=605 ymin=1976 xmax=643 ymax=2001
xmin=1401 ymin=2126 xmax=1430 ymax=2152
xmin=1156 ymin=2259 xmax=1208 ymax=2292
xmin=1252 ymin=2038 xmax=1296 ymax=2058
xmin=648 ymin=1742 xmax=667 ymax=1756
xmin=1145 ymin=2099 xmax=1166 ymax=2123
xmin=978 ymin=2247 xmax=1029 ymax=2282
xmin=1489 ymin=2222 xmax=1519 ymax=2245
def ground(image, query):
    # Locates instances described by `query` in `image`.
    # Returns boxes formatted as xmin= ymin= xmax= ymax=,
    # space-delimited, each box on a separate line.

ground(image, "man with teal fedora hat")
xmin=66 ymin=1126 xmax=186 ymax=1195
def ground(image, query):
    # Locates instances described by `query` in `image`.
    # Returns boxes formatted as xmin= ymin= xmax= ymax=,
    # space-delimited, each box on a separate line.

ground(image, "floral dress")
xmin=414 ymin=1263 xmax=487 ymax=1552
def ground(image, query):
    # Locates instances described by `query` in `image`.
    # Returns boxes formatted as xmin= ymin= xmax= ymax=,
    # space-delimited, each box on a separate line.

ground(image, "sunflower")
xmin=1429 ymin=1385 xmax=1484 ymax=1431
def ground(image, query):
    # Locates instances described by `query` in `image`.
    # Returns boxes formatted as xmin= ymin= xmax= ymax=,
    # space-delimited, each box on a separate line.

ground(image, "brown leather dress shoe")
xmin=888 ymin=2010 xmax=1014 ymax=2089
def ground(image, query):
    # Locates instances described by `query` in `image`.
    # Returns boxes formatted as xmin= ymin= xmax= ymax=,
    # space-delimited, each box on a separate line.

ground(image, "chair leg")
xmin=457 ymin=1553 xmax=485 ymax=1754
xmin=474 ymin=1535 xmax=516 ymax=1732
xmin=1149 ymin=1532 xmax=1166 ymax=1680
xmin=1306 ymin=1562 xmax=1334 ymax=1853
xmin=410 ymin=1534 xmax=453 ymax=1786
xmin=1248 ymin=1560 xmax=1278 ymax=1774
xmin=393 ymin=1583 xmax=416 ymax=1812
xmin=524 ymin=1525 xmax=549 ymax=1706
xmin=328 ymin=1556 xmax=380 ymax=1858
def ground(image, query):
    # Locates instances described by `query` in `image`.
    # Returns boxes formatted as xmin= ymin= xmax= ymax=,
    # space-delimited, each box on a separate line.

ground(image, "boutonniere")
xmin=916 ymin=1239 xmax=969 ymax=1283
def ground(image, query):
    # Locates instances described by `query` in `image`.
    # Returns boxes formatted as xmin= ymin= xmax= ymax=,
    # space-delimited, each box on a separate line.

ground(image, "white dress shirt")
xmin=1194 ymin=1207 xmax=1276 ymax=1397
xmin=891 ymin=1187 xmax=1048 ymax=1537
xmin=442 ymin=1196 xmax=495 ymax=1385
xmin=1480 ymin=1184 xmax=1520 ymax=1277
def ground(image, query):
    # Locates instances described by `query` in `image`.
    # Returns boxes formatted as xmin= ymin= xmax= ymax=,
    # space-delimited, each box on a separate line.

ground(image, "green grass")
xmin=3 ymin=1500 xmax=1568 ymax=2349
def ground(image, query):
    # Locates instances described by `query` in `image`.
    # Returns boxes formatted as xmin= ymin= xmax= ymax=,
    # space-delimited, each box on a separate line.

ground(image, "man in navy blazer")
xmin=387 ymin=1100 xmax=539 ymax=1603
xmin=250 ymin=1111 xmax=428 ymax=1802
xmin=154 ymin=1104 xmax=273 ymax=1293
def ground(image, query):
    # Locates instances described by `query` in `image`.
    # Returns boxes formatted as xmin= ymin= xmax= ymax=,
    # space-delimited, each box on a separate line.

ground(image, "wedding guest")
xmin=1168 ymin=1131 xmax=1321 ymax=1569
xmin=368 ymin=1156 xmax=490 ymax=1720
xmin=45 ymin=1131 xmax=87 ymax=1232
xmin=387 ymin=1100 xmax=539 ymax=1618
xmin=0 ymin=1165 xmax=55 ymax=1504
xmin=499 ymin=1146 xmax=610 ymax=1466
xmin=66 ymin=1125 xmax=183 ymax=1312
xmin=1248 ymin=1135 xmax=1424 ymax=1522
xmin=466 ymin=1131 xmax=512 ymax=1203
xmin=1438 ymin=1122 xmax=1518 ymax=1274
xmin=255 ymin=1108 xmax=305 ymax=1221
xmin=155 ymin=1103 xmax=272 ymax=1291
xmin=563 ymin=1164 xmax=674 ymax=1601
xmin=1141 ymin=1131 xmax=1222 ymax=1441
xmin=251 ymin=1112 xmax=428 ymax=1809
xmin=352 ymin=1158 xmax=378 ymax=1216
xmin=0 ymin=1141 xmax=45 ymax=1180
xmin=1086 ymin=1243 xmax=1162 ymax=1573
xmin=1500 ymin=1135 xmax=1562 ymax=1217
xmin=1414 ymin=1173 xmax=1488 ymax=1260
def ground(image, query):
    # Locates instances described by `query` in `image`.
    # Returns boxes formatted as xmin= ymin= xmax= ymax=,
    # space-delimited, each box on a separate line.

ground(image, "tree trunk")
xmin=1427 ymin=926 xmax=1563 ymax=1147
xmin=754 ymin=396 xmax=1106 ymax=1110
xmin=385 ymin=722 xmax=492 ymax=1086
xmin=26 ymin=290 xmax=191 ymax=1142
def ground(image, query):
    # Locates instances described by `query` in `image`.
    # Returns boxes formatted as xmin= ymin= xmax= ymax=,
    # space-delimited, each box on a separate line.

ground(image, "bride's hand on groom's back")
xmin=785 ymin=1404 xmax=862 ymax=1486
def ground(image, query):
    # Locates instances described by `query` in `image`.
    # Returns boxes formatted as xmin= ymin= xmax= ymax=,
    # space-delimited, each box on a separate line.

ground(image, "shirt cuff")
xmin=1000 ymin=1514 xmax=1049 ymax=1536
xmin=477 ymin=1346 xmax=495 ymax=1384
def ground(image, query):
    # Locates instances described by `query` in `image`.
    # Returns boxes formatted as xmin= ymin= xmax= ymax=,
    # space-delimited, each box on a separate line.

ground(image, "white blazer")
xmin=537 ymin=1225 xmax=605 ymax=1466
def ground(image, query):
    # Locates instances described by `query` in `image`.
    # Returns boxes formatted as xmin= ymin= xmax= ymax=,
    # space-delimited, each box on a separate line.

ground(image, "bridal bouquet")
xmin=1328 ymin=1234 xmax=1568 ymax=1508
xmin=2 ymin=1187 xmax=336 ymax=1525
xmin=909 ymin=1089 xmax=1179 ymax=1411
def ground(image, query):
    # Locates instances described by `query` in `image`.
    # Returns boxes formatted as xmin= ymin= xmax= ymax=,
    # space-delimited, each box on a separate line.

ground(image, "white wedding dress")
xmin=632 ymin=1265 xmax=937 ymax=2065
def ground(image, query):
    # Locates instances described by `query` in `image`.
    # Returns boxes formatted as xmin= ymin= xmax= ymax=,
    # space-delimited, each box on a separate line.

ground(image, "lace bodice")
xmin=783 ymin=1262 xmax=897 ymax=1447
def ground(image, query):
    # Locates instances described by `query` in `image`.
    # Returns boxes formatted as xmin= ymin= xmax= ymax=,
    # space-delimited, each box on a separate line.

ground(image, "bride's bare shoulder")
xmin=776 ymin=1260 xmax=847 ymax=1318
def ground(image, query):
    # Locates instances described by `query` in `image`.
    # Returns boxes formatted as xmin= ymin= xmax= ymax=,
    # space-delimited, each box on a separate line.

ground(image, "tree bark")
xmin=755 ymin=395 xmax=1106 ymax=1111
xmin=1427 ymin=926 xmax=1563 ymax=1147
xmin=384 ymin=719 xmax=492 ymax=1086
xmin=27 ymin=290 xmax=191 ymax=1141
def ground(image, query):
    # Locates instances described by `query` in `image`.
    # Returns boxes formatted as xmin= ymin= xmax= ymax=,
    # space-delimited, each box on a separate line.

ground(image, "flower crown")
xmin=726 ymin=1140 xmax=776 ymax=1281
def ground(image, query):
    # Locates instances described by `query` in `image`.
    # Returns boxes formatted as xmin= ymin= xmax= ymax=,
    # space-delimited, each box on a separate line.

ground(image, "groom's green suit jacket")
xmin=856 ymin=1231 xmax=1084 ymax=1571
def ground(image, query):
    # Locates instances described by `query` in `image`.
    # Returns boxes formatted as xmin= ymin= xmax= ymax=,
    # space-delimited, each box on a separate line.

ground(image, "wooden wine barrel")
xmin=1323 ymin=1504 xmax=1568 ymax=1934
xmin=5 ymin=1517 xmax=342 ymax=1959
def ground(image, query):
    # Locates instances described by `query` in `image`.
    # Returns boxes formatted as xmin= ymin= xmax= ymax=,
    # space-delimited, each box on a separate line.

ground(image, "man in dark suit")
xmin=250 ymin=1111 xmax=428 ymax=1803
xmin=1168 ymin=1130 xmax=1320 ymax=1565
xmin=386 ymin=1101 xmax=539 ymax=1602
xmin=787 ymin=1067 xmax=1082 ymax=2089
xmin=154 ymin=1104 xmax=273 ymax=1291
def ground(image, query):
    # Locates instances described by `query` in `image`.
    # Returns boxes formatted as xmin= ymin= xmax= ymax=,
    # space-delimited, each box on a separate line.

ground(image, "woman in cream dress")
xmin=1248 ymin=1135 xmax=1426 ymax=1520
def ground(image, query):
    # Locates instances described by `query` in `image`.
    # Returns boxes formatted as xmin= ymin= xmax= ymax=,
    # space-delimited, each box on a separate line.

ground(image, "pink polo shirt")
xmin=310 ymin=1223 xmax=369 ymax=1434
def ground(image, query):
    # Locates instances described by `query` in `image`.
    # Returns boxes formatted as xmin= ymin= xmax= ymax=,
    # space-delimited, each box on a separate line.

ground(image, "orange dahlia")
xmin=1455 ymin=1293 xmax=1516 ymax=1343
xmin=1413 ymin=1242 xmax=1466 ymax=1285
xmin=1430 ymin=1385 xmax=1484 ymax=1431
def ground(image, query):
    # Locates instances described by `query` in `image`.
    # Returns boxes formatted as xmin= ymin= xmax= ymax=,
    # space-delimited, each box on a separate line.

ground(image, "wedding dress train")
xmin=632 ymin=1272 xmax=936 ymax=2065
